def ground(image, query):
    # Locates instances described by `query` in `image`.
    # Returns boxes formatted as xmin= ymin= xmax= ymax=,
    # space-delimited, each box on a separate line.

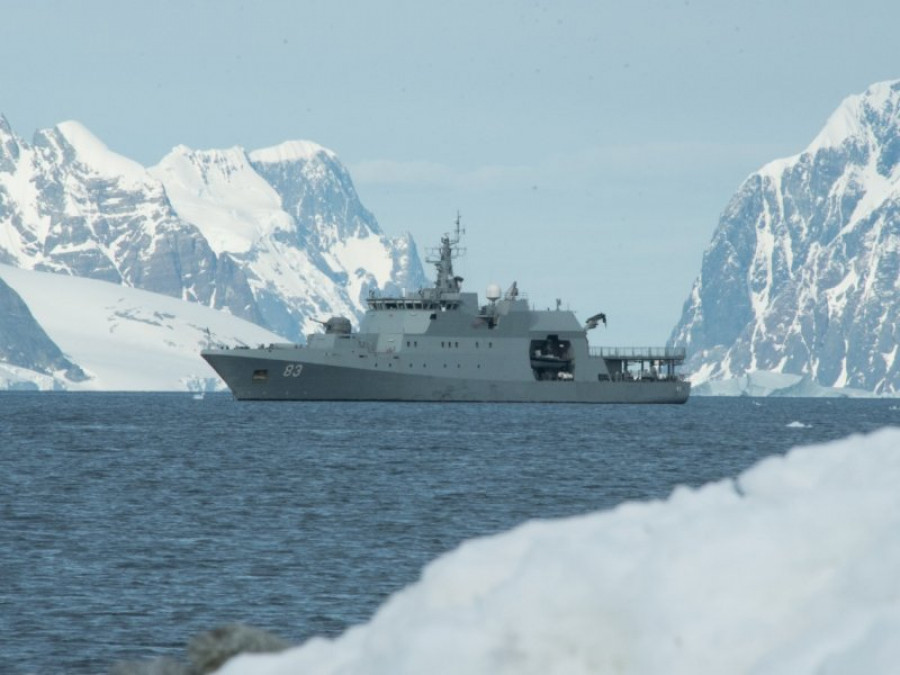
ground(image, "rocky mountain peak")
xmin=0 ymin=117 xmax=427 ymax=343
xmin=249 ymin=139 xmax=335 ymax=164
xmin=806 ymin=79 xmax=900 ymax=158
xmin=671 ymin=80 xmax=900 ymax=395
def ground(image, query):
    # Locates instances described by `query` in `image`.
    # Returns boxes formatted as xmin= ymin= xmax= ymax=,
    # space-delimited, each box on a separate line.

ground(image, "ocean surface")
xmin=2 ymin=393 xmax=897 ymax=674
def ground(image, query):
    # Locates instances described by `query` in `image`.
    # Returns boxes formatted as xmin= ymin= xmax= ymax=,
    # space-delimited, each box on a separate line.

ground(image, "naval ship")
xmin=201 ymin=221 xmax=690 ymax=403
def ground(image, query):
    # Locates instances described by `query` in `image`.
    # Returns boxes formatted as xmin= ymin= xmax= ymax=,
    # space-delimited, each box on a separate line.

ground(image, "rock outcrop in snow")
xmin=671 ymin=80 xmax=900 ymax=395
xmin=0 ymin=275 xmax=86 ymax=388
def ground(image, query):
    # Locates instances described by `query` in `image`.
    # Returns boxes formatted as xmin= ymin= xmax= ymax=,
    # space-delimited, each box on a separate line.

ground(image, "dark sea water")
xmin=1 ymin=393 xmax=897 ymax=674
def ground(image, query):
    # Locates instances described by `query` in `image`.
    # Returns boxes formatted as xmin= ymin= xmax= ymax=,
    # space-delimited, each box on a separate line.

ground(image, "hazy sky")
xmin=3 ymin=0 xmax=898 ymax=344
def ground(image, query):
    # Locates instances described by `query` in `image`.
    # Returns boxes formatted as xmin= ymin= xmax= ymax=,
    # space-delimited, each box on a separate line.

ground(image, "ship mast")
xmin=428 ymin=213 xmax=465 ymax=296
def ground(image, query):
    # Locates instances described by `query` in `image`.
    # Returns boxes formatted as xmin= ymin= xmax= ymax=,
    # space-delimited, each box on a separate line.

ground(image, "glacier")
xmin=671 ymin=80 xmax=900 ymax=396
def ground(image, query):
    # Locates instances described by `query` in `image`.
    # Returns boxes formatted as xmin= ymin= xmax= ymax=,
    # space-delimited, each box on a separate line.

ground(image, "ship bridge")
xmin=365 ymin=291 xmax=471 ymax=313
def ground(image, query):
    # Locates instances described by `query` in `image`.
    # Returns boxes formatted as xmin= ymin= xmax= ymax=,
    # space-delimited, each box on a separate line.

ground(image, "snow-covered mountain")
xmin=0 ymin=115 xmax=427 ymax=343
xmin=671 ymin=80 xmax=900 ymax=396
xmin=0 ymin=264 xmax=283 ymax=391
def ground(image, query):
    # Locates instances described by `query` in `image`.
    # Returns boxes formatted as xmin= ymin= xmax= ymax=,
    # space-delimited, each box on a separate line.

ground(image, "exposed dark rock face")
xmin=0 ymin=275 xmax=87 ymax=384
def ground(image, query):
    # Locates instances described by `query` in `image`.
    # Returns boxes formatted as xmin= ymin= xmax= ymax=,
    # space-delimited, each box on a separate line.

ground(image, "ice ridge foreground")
xmin=212 ymin=428 xmax=900 ymax=675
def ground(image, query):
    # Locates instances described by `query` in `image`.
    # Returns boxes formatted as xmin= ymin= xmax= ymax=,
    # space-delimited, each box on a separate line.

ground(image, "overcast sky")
xmin=3 ymin=0 xmax=898 ymax=344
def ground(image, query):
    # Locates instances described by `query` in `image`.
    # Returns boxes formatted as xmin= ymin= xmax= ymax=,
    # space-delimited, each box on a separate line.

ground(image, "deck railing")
xmin=590 ymin=346 xmax=686 ymax=360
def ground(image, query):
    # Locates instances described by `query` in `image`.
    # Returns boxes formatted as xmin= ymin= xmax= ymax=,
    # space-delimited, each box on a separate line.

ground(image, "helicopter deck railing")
xmin=590 ymin=346 xmax=686 ymax=361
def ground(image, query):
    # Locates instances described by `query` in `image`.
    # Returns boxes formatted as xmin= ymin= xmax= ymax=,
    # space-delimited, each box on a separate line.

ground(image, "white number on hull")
xmin=283 ymin=364 xmax=304 ymax=377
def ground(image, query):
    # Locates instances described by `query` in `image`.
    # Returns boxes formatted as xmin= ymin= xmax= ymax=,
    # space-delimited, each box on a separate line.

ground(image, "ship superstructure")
xmin=201 ymin=219 xmax=689 ymax=403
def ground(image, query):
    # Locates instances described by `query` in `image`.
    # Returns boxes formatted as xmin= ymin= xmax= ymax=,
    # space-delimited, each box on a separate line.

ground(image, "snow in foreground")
xmin=219 ymin=428 xmax=900 ymax=675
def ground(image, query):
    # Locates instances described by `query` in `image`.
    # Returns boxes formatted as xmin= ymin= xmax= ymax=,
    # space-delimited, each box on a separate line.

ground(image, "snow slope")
xmin=0 ymin=264 xmax=283 ymax=391
xmin=148 ymin=140 xmax=423 ymax=340
xmin=147 ymin=144 xmax=291 ymax=256
xmin=217 ymin=428 xmax=900 ymax=675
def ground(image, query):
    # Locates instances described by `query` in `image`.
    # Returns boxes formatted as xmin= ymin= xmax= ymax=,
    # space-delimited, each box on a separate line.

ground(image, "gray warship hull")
xmin=201 ymin=346 xmax=690 ymax=403
xmin=201 ymin=220 xmax=691 ymax=404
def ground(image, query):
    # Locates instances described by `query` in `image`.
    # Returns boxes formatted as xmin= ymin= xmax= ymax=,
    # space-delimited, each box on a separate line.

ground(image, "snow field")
xmin=0 ymin=264 xmax=283 ymax=391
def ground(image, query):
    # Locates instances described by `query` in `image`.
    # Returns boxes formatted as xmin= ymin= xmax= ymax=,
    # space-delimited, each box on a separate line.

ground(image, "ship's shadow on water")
xmin=0 ymin=393 xmax=896 ymax=673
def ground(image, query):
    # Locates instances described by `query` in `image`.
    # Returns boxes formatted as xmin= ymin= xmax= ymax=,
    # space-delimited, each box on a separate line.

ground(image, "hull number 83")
xmin=283 ymin=364 xmax=304 ymax=377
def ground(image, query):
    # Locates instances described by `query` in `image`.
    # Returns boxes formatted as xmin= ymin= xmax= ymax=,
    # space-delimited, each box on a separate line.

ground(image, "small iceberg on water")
xmin=786 ymin=420 xmax=811 ymax=428
xmin=214 ymin=428 xmax=900 ymax=675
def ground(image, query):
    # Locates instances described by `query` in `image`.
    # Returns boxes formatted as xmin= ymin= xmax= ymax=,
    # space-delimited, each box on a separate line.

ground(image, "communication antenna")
xmin=452 ymin=210 xmax=465 ymax=245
